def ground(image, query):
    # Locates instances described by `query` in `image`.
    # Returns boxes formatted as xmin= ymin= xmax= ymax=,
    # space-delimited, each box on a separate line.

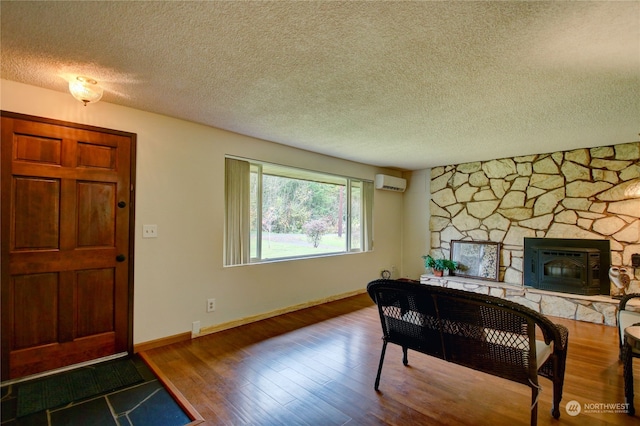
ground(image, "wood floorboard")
xmin=143 ymin=293 xmax=640 ymax=425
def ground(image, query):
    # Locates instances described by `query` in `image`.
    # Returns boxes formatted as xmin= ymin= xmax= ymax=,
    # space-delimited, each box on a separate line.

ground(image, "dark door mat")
xmin=16 ymin=357 xmax=143 ymax=417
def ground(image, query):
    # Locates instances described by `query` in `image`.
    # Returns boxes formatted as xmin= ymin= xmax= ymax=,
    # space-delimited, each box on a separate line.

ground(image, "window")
xmin=225 ymin=157 xmax=373 ymax=265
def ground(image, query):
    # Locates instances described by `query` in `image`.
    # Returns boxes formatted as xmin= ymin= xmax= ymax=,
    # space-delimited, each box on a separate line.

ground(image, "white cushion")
xmin=535 ymin=340 xmax=553 ymax=369
xmin=619 ymin=309 xmax=640 ymax=354
xmin=482 ymin=328 xmax=553 ymax=369
xmin=402 ymin=310 xmax=425 ymax=326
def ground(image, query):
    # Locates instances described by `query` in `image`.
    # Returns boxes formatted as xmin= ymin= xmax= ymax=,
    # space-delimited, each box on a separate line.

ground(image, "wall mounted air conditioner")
xmin=375 ymin=174 xmax=407 ymax=192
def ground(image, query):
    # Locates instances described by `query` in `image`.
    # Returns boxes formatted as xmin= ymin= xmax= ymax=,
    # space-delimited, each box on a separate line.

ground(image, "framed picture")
xmin=450 ymin=240 xmax=501 ymax=281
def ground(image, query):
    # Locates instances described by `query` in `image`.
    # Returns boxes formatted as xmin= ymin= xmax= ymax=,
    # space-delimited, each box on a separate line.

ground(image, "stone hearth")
xmin=420 ymin=274 xmax=632 ymax=326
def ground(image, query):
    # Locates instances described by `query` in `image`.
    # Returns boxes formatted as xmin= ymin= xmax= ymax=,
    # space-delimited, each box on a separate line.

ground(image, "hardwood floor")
xmin=143 ymin=293 xmax=639 ymax=425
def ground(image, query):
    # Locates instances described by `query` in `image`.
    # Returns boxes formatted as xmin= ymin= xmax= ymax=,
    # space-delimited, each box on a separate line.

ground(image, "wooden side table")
xmin=623 ymin=325 xmax=640 ymax=416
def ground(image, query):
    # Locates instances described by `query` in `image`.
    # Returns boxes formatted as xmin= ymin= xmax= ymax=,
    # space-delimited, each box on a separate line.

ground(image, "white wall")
xmin=1 ymin=79 xmax=405 ymax=344
xmin=401 ymin=169 xmax=431 ymax=279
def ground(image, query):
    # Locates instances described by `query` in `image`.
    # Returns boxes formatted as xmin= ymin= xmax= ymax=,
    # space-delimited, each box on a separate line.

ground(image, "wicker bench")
xmin=367 ymin=279 xmax=569 ymax=426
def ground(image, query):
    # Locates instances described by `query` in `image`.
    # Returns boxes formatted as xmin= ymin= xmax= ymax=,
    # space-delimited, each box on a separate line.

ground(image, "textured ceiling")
xmin=1 ymin=1 xmax=639 ymax=170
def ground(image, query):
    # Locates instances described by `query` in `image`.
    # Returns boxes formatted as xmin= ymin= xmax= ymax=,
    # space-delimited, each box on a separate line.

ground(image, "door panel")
xmin=12 ymin=273 xmax=59 ymax=349
xmin=13 ymin=177 xmax=60 ymax=249
xmin=76 ymin=181 xmax=116 ymax=247
xmin=1 ymin=113 xmax=135 ymax=380
xmin=14 ymin=133 xmax=62 ymax=165
xmin=77 ymin=141 xmax=117 ymax=169
xmin=76 ymin=268 xmax=115 ymax=337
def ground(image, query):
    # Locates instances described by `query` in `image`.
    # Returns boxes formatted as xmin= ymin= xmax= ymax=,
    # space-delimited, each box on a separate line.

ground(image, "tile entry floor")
xmin=1 ymin=356 xmax=191 ymax=426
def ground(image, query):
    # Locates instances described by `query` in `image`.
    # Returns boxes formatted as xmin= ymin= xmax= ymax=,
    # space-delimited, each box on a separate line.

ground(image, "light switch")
xmin=143 ymin=224 xmax=158 ymax=238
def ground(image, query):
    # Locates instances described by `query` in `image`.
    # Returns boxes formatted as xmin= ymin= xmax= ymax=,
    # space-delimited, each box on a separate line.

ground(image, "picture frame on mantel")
xmin=450 ymin=240 xmax=501 ymax=281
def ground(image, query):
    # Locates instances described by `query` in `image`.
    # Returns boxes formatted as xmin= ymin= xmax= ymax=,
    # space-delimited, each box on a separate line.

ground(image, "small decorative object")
xmin=450 ymin=240 xmax=501 ymax=281
xmin=422 ymin=255 xmax=458 ymax=277
xmin=381 ymin=269 xmax=391 ymax=279
xmin=609 ymin=266 xmax=631 ymax=296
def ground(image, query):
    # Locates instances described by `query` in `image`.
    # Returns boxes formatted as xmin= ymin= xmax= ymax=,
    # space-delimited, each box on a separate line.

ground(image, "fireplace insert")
xmin=524 ymin=238 xmax=610 ymax=296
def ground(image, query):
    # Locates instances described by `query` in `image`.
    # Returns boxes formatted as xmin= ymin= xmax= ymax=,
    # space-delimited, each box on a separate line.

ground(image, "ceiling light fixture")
xmin=69 ymin=76 xmax=103 ymax=106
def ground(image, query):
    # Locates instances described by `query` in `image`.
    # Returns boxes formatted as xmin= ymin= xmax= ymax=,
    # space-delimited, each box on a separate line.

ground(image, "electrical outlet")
xmin=142 ymin=224 xmax=158 ymax=238
xmin=192 ymin=321 xmax=200 ymax=334
xmin=207 ymin=298 xmax=216 ymax=312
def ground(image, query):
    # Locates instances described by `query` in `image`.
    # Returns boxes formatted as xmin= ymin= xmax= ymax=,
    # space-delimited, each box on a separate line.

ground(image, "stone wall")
xmin=430 ymin=142 xmax=640 ymax=295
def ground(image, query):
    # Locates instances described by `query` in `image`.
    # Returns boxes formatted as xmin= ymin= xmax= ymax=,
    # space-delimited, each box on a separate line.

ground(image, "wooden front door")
xmin=1 ymin=112 xmax=135 ymax=380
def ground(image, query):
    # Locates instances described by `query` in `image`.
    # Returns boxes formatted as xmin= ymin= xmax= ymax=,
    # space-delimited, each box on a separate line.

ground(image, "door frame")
xmin=0 ymin=110 xmax=137 ymax=380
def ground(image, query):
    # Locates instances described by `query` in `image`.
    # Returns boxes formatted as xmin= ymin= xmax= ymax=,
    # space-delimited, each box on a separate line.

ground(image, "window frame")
xmin=225 ymin=156 xmax=373 ymax=266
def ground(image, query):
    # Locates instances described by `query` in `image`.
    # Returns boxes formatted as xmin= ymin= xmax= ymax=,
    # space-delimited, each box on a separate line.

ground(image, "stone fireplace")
xmin=426 ymin=142 xmax=639 ymax=325
xmin=523 ymin=238 xmax=610 ymax=296
xmin=429 ymin=142 xmax=640 ymax=297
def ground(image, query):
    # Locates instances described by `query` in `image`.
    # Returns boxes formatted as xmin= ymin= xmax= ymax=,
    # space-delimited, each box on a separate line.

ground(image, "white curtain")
xmin=224 ymin=158 xmax=250 ymax=265
xmin=362 ymin=181 xmax=374 ymax=251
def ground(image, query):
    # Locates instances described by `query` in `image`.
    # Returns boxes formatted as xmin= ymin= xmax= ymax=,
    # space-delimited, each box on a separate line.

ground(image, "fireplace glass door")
xmin=536 ymin=247 xmax=600 ymax=295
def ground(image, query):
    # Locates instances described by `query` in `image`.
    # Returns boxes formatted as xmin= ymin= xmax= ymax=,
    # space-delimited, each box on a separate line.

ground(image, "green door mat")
xmin=17 ymin=358 xmax=143 ymax=418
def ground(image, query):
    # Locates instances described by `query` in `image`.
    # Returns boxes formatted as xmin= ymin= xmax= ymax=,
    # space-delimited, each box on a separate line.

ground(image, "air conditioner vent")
xmin=375 ymin=174 xmax=407 ymax=192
